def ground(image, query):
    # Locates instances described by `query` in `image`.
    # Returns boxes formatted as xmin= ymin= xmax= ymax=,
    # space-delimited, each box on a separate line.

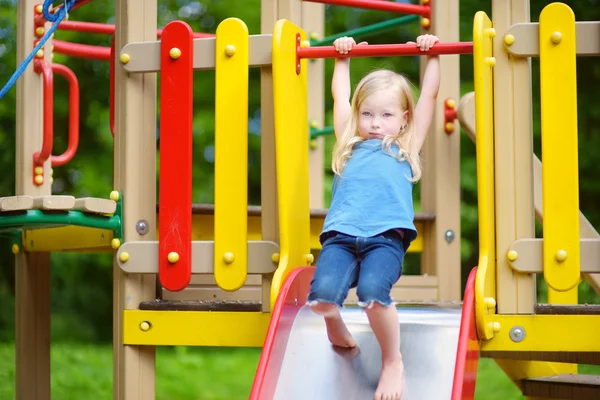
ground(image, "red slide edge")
xmin=250 ymin=266 xmax=315 ymax=400
xmin=451 ymin=267 xmax=480 ymax=400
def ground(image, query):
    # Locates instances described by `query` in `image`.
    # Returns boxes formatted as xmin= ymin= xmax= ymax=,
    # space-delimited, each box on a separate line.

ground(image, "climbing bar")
xmin=32 ymin=60 xmax=54 ymax=174
xmin=158 ymin=20 xmax=194 ymax=292
xmin=50 ymin=64 xmax=79 ymax=167
xmin=310 ymin=125 xmax=334 ymax=139
xmin=52 ymin=40 xmax=111 ymax=60
xmin=303 ymin=0 xmax=430 ymax=17
xmin=214 ymin=18 xmax=250 ymax=292
xmin=539 ymin=3 xmax=580 ymax=300
xmin=297 ymin=42 xmax=473 ymax=60
xmin=310 ymin=14 xmax=418 ymax=47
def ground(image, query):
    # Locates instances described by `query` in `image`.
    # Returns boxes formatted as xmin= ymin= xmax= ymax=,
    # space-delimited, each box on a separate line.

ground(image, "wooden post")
xmin=113 ymin=1 xmax=157 ymax=398
xmin=419 ymin=0 xmax=461 ymax=301
xmin=303 ymin=2 xmax=325 ymax=209
xmin=491 ymin=0 xmax=536 ymax=314
xmin=260 ymin=0 xmax=279 ymax=312
xmin=15 ymin=1 xmax=51 ymax=399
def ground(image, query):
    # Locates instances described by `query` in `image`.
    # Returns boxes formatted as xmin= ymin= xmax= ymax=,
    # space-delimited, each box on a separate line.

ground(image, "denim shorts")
xmin=307 ymin=230 xmax=406 ymax=308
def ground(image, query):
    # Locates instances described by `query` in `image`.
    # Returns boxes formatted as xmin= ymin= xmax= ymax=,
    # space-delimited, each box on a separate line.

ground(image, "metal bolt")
xmin=509 ymin=325 xmax=526 ymax=342
xmin=444 ymin=229 xmax=455 ymax=243
xmin=136 ymin=220 xmax=149 ymax=235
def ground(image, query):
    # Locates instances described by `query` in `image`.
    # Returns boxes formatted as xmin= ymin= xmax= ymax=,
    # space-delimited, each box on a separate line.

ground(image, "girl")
xmin=307 ymin=34 xmax=440 ymax=400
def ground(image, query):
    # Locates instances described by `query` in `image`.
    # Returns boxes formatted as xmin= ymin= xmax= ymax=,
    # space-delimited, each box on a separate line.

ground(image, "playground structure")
xmin=3 ymin=0 xmax=600 ymax=399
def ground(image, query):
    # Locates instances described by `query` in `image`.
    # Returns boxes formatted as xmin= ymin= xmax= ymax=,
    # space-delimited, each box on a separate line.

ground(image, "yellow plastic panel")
xmin=214 ymin=18 xmax=249 ymax=292
xmin=539 ymin=3 xmax=580 ymax=298
xmin=23 ymin=226 xmax=114 ymax=252
xmin=482 ymin=314 xmax=600 ymax=353
xmin=123 ymin=310 xmax=270 ymax=347
xmin=270 ymin=20 xmax=311 ymax=310
xmin=472 ymin=12 xmax=497 ymax=341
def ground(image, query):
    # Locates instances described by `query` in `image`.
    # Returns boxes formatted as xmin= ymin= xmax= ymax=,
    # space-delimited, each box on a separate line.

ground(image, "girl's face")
xmin=357 ymin=88 xmax=407 ymax=140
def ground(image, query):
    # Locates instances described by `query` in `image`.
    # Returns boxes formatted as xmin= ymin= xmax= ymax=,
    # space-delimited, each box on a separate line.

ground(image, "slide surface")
xmin=251 ymin=267 xmax=479 ymax=400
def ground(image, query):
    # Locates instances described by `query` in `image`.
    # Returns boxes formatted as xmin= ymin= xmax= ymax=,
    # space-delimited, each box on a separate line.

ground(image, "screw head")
xmin=444 ymin=230 xmax=455 ymax=243
xmin=509 ymin=325 xmax=526 ymax=342
xmin=136 ymin=220 xmax=149 ymax=235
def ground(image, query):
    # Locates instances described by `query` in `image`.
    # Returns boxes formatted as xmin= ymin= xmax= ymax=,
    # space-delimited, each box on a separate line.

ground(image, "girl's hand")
xmin=333 ymin=36 xmax=368 ymax=55
xmin=408 ymin=34 xmax=440 ymax=52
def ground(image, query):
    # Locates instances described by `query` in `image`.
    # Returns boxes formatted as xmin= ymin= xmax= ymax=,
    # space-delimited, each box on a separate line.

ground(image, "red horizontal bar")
xmin=58 ymin=21 xmax=115 ymax=35
xmin=56 ymin=20 xmax=215 ymax=38
xmin=304 ymin=0 xmax=430 ymax=17
xmin=51 ymin=64 xmax=80 ymax=167
xmin=53 ymin=40 xmax=111 ymax=60
xmin=297 ymin=42 xmax=474 ymax=59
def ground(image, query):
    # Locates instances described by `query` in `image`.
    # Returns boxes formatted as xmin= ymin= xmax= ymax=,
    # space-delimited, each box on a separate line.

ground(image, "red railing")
xmin=303 ymin=0 xmax=431 ymax=17
xmin=32 ymin=59 xmax=80 ymax=175
xmin=50 ymin=63 xmax=80 ymax=167
xmin=55 ymin=20 xmax=216 ymax=39
xmin=53 ymin=39 xmax=111 ymax=60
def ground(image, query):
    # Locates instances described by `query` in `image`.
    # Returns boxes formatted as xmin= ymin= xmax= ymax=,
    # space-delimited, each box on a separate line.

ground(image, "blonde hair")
xmin=332 ymin=69 xmax=421 ymax=182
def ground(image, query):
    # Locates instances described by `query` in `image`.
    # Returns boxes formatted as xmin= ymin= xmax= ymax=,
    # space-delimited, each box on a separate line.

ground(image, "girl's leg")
xmin=307 ymin=233 xmax=360 ymax=348
xmin=357 ymin=232 xmax=405 ymax=400
xmin=364 ymin=304 xmax=404 ymax=400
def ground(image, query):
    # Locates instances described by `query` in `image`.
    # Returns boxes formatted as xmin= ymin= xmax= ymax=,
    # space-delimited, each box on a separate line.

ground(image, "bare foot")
xmin=374 ymin=358 xmax=404 ymax=400
xmin=324 ymin=314 xmax=357 ymax=348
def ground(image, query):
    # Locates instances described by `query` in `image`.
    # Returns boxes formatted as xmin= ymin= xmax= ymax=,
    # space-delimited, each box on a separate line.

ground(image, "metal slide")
xmin=250 ymin=267 xmax=480 ymax=400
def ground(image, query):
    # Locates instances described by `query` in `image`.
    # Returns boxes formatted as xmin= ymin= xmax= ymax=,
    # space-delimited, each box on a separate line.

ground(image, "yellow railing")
xmin=270 ymin=19 xmax=312 ymax=310
xmin=214 ymin=18 xmax=250 ymax=291
xmin=472 ymin=11 xmax=498 ymax=341
xmin=539 ymin=3 xmax=580 ymax=304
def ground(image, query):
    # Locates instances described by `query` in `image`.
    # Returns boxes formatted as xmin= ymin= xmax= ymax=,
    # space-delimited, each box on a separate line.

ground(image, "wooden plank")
xmin=535 ymin=304 xmax=600 ymax=315
xmin=0 ymin=195 xmax=34 ymax=211
xmin=505 ymin=21 xmax=600 ymax=57
xmin=120 ymin=35 xmax=273 ymax=73
xmin=117 ymin=241 xmax=279 ymax=274
xmin=482 ymin=350 xmax=600 ymax=366
xmin=165 ymin=202 xmax=436 ymax=221
xmin=73 ymin=197 xmax=117 ymax=214
xmin=139 ymin=299 xmax=262 ymax=312
xmin=162 ymin=286 xmax=263 ymax=302
xmin=32 ymin=195 xmax=75 ymax=210
xmin=522 ymin=374 xmax=600 ymax=399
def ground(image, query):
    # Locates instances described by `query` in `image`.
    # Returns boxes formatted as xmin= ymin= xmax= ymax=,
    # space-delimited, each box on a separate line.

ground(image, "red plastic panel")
xmin=451 ymin=267 xmax=480 ymax=400
xmin=158 ymin=21 xmax=194 ymax=292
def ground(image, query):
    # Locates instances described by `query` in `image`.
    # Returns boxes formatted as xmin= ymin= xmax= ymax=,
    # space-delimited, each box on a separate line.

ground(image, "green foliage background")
xmin=0 ymin=0 xmax=599 ymax=344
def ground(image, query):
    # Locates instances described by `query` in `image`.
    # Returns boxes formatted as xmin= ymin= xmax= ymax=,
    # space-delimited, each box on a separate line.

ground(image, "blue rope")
xmin=0 ymin=0 xmax=76 ymax=100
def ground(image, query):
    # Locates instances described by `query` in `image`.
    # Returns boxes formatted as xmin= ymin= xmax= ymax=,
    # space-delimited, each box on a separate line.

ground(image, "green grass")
xmin=5 ymin=342 xmax=589 ymax=400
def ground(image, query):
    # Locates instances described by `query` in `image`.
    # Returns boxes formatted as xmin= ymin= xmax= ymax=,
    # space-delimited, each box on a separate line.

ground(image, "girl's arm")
xmin=331 ymin=37 xmax=366 ymax=140
xmin=413 ymin=35 xmax=441 ymax=153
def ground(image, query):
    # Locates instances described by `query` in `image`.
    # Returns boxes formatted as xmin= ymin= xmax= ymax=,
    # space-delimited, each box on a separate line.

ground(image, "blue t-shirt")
xmin=321 ymin=139 xmax=417 ymax=251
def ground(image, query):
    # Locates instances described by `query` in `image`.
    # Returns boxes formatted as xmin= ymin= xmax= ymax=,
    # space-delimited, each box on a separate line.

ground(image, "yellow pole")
xmin=539 ymin=3 xmax=579 ymax=304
